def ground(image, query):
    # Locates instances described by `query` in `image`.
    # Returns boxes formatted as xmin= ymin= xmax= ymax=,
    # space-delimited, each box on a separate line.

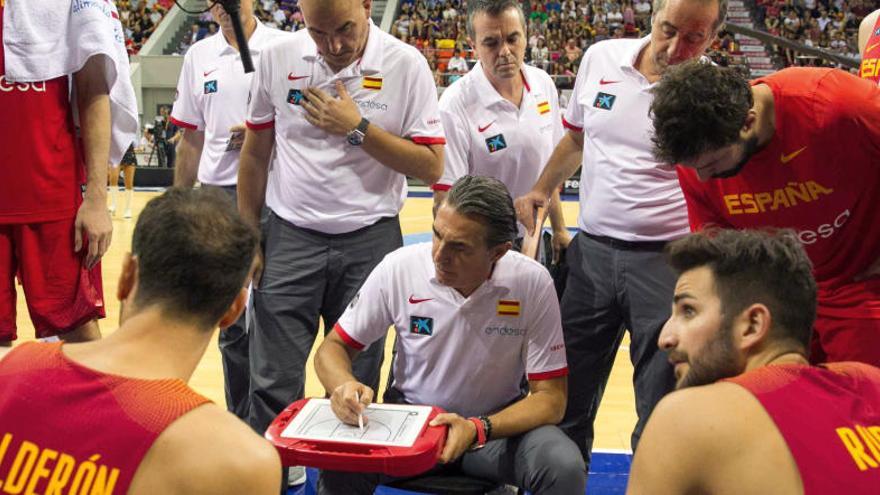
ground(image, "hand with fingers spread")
xmin=514 ymin=191 xmax=551 ymax=237
xmin=301 ymin=81 xmax=363 ymax=135
xmin=330 ymin=380 xmax=374 ymax=426
xmin=75 ymin=196 xmax=113 ymax=269
xmin=429 ymin=413 xmax=478 ymax=464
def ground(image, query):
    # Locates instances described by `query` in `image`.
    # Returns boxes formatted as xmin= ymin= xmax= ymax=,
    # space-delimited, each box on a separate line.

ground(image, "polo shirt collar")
xmin=216 ymin=18 xmax=269 ymax=56
xmin=302 ymin=19 xmax=384 ymax=75
xmin=472 ymin=61 xmax=533 ymax=109
xmin=620 ymin=35 xmax=651 ymax=74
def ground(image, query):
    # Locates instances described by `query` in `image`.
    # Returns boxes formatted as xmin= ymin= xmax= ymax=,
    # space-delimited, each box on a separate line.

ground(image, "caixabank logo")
xmin=410 ymin=316 xmax=434 ymax=336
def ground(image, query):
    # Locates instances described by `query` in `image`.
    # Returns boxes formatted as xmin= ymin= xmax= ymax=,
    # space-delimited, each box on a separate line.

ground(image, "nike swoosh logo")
xmin=288 ymin=73 xmax=309 ymax=81
xmin=867 ymin=41 xmax=880 ymax=53
xmin=203 ymin=69 xmax=217 ymax=77
xmin=408 ymin=295 xmax=433 ymax=304
xmin=780 ymin=146 xmax=807 ymax=164
xmin=599 ymin=78 xmax=621 ymax=85
xmin=478 ymin=121 xmax=495 ymax=133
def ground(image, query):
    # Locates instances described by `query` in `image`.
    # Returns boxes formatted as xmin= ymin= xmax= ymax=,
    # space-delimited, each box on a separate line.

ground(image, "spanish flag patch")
xmin=362 ymin=76 xmax=383 ymax=90
xmin=497 ymin=299 xmax=521 ymax=317
xmin=537 ymin=101 xmax=550 ymax=115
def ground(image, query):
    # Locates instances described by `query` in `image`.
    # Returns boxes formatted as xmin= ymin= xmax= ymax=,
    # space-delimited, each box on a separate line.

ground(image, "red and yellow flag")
xmin=497 ymin=299 xmax=521 ymax=317
xmin=537 ymin=101 xmax=550 ymax=115
xmin=362 ymin=76 xmax=383 ymax=90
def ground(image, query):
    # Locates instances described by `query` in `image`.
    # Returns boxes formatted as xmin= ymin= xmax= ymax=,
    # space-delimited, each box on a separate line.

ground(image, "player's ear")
xmin=490 ymin=241 xmax=512 ymax=264
xmin=117 ymin=253 xmax=138 ymax=302
xmin=737 ymin=303 xmax=772 ymax=352
xmin=218 ymin=288 xmax=248 ymax=329
xmin=740 ymin=110 xmax=758 ymax=138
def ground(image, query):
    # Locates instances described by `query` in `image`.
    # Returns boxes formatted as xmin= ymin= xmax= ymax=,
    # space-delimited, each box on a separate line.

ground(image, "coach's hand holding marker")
xmin=331 ymin=380 xmax=373 ymax=427
xmin=301 ymin=81 xmax=362 ymax=135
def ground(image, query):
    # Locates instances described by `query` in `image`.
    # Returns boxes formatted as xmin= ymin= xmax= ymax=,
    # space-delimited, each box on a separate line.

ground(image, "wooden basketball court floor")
xmin=13 ymin=189 xmax=637 ymax=493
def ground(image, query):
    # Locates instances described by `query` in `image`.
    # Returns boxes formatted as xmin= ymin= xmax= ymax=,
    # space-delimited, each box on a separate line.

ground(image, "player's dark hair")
xmin=132 ymin=187 xmax=259 ymax=329
xmin=467 ymin=0 xmax=527 ymax=39
xmin=444 ymin=175 xmax=518 ymax=247
xmin=666 ymin=229 xmax=816 ymax=351
xmin=650 ymin=61 xmax=753 ymax=164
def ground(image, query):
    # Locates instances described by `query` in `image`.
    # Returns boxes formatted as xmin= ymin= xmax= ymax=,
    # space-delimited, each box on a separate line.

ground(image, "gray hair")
xmin=466 ymin=0 xmax=527 ymax=40
xmin=444 ymin=176 xmax=518 ymax=247
xmin=652 ymin=0 xmax=728 ymax=31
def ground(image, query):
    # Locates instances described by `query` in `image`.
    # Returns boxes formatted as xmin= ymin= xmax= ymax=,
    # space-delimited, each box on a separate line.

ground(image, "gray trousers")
xmin=318 ymin=425 xmax=586 ymax=495
xmin=247 ymin=211 xmax=401 ymax=434
xmin=559 ymin=232 xmax=676 ymax=467
xmin=209 ymin=185 xmax=251 ymax=420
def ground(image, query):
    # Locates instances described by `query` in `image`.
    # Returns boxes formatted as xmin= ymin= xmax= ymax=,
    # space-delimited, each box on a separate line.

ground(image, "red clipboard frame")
xmin=266 ymin=398 xmax=448 ymax=477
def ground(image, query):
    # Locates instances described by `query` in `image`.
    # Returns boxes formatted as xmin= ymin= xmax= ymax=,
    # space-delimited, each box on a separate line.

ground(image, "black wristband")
xmin=479 ymin=415 xmax=492 ymax=441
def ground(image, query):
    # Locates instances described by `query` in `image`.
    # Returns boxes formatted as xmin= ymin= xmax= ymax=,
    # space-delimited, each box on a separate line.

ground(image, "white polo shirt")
xmin=171 ymin=21 xmax=290 ymax=186
xmin=246 ymin=21 xmax=445 ymax=234
xmin=563 ymin=37 xmax=691 ymax=241
xmin=334 ymin=243 xmax=568 ymax=418
xmin=434 ymin=63 xmax=563 ymax=235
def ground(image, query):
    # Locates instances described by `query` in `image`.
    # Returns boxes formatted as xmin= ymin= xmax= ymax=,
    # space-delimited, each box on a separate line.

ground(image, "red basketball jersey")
xmin=678 ymin=68 xmax=880 ymax=319
xmin=0 ymin=342 xmax=210 ymax=493
xmin=0 ymin=5 xmax=85 ymax=224
xmin=725 ymin=362 xmax=880 ymax=494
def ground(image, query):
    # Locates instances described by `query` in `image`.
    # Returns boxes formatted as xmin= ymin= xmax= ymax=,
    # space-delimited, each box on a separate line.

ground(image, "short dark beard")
xmin=711 ymin=135 xmax=760 ymax=179
xmin=677 ymin=316 xmax=744 ymax=389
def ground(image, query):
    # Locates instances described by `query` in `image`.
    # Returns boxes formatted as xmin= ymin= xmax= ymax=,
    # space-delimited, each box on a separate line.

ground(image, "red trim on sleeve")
xmin=412 ymin=136 xmax=447 ymax=145
xmin=562 ymin=117 xmax=582 ymax=132
xmin=430 ymin=183 xmax=452 ymax=192
xmin=169 ymin=117 xmax=198 ymax=130
xmin=333 ymin=323 xmax=365 ymax=351
xmin=246 ymin=120 xmax=275 ymax=131
xmin=527 ymin=367 xmax=569 ymax=381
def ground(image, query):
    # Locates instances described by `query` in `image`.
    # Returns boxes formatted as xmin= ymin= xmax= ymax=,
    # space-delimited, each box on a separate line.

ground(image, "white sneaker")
xmin=123 ymin=208 xmax=132 ymax=219
xmin=288 ymin=465 xmax=307 ymax=486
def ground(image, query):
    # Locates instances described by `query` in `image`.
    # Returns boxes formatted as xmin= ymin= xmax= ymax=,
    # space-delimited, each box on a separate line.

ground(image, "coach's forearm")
xmin=533 ymin=131 xmax=583 ymax=198
xmin=314 ymin=333 xmax=360 ymax=393
xmin=174 ymin=129 xmax=205 ymax=187
xmin=362 ymin=126 xmax=444 ymax=185
xmin=485 ymin=377 xmax=567 ymax=440
xmin=237 ymin=128 xmax=273 ymax=227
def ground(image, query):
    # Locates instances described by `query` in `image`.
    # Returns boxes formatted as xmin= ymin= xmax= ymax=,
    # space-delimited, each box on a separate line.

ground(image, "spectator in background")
xmin=563 ymin=37 xmax=582 ymax=62
xmin=446 ymin=48 xmax=469 ymax=80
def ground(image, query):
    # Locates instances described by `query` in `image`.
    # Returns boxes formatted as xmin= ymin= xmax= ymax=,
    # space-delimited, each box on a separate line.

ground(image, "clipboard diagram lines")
xmin=281 ymin=399 xmax=433 ymax=448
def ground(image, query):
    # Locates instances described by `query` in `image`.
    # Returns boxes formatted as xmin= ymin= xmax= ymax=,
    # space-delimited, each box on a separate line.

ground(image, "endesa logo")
xmin=484 ymin=326 xmax=525 ymax=337
xmin=0 ymin=76 xmax=47 ymax=93
xmin=797 ymin=209 xmax=850 ymax=245
xmin=355 ymin=99 xmax=388 ymax=112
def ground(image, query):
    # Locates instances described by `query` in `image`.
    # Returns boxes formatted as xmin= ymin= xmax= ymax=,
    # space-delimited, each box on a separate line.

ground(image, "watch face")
xmin=347 ymin=130 xmax=365 ymax=146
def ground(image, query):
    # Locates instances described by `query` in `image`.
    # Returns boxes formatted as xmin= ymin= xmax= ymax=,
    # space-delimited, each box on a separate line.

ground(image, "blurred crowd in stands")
xmin=118 ymin=0 xmax=175 ymax=54
xmin=127 ymin=0 xmax=871 ymax=85
xmin=754 ymin=0 xmax=871 ymax=67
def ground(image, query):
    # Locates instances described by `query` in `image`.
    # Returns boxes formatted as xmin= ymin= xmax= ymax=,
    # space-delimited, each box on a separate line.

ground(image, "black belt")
xmin=581 ymin=231 xmax=668 ymax=251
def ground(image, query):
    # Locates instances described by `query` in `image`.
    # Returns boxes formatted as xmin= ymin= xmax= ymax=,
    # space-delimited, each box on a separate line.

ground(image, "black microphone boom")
xmin=218 ymin=0 xmax=254 ymax=73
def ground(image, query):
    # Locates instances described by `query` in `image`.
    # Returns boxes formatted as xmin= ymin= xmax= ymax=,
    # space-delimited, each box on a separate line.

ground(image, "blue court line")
xmin=288 ymin=452 xmax=631 ymax=495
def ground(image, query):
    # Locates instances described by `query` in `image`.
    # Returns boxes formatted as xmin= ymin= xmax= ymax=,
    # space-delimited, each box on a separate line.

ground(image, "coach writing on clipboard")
xmin=314 ymin=176 xmax=586 ymax=494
